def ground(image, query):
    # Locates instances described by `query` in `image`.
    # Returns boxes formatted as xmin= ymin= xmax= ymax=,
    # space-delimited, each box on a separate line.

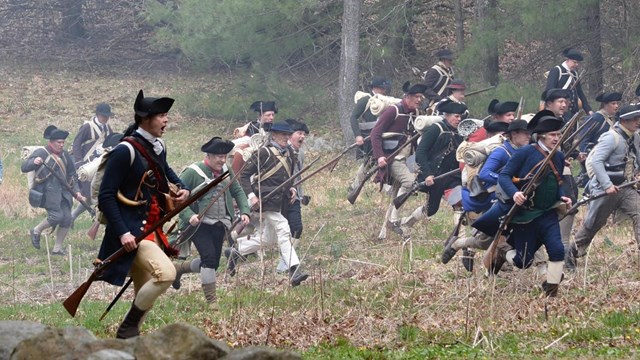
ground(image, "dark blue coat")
xmin=498 ymin=143 xmax=565 ymax=223
xmin=461 ymin=141 xmax=516 ymax=213
xmin=96 ymin=133 xmax=186 ymax=286
xmin=578 ymin=111 xmax=613 ymax=153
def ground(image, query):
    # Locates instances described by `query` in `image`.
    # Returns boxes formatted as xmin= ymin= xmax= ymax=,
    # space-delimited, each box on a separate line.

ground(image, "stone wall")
xmin=0 ymin=321 xmax=300 ymax=360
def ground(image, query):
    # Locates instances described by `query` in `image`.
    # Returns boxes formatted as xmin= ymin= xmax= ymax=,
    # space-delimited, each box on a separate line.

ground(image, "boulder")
xmin=0 ymin=321 xmax=47 ymax=359
xmin=134 ymin=322 xmax=230 ymax=360
xmin=11 ymin=326 xmax=96 ymax=360
xmin=56 ymin=339 xmax=136 ymax=360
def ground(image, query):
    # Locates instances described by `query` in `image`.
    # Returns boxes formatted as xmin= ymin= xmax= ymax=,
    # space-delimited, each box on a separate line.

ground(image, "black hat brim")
xmin=201 ymin=137 xmax=235 ymax=154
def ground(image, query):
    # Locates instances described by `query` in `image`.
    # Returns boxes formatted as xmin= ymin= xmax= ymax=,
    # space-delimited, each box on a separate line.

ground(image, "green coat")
xmin=178 ymin=162 xmax=250 ymax=225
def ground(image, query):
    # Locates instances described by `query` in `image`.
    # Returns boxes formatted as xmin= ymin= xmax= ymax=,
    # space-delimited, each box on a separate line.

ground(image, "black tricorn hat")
xmin=542 ymin=88 xmax=571 ymax=102
xmin=618 ymin=105 xmax=640 ymax=120
xmin=527 ymin=110 xmax=563 ymax=134
xmin=96 ymin=103 xmax=115 ymax=117
xmin=488 ymin=99 xmax=519 ymax=115
xmin=562 ymin=48 xmax=583 ymax=61
xmin=102 ymin=132 xmax=123 ymax=149
xmin=484 ymin=121 xmax=509 ymax=134
xmin=595 ymin=92 xmax=622 ymax=103
xmin=269 ymin=121 xmax=294 ymax=134
xmin=201 ymin=136 xmax=235 ymax=154
xmin=439 ymin=101 xmax=467 ymax=115
xmin=134 ymin=90 xmax=174 ymax=117
xmin=402 ymin=81 xmax=428 ymax=95
xmin=43 ymin=125 xmax=58 ymax=139
xmin=49 ymin=128 xmax=69 ymax=140
xmin=370 ymin=76 xmax=390 ymax=89
xmin=250 ymin=101 xmax=278 ymax=114
xmin=435 ymin=49 xmax=454 ymax=60
xmin=506 ymin=119 xmax=530 ymax=133
xmin=285 ymin=119 xmax=310 ymax=134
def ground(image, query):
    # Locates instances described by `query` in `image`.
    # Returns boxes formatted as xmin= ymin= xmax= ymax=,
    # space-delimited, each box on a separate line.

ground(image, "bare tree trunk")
xmin=59 ymin=0 xmax=86 ymax=40
xmin=338 ymin=0 xmax=361 ymax=146
xmin=584 ymin=0 xmax=603 ymax=97
xmin=474 ymin=0 xmax=499 ymax=85
xmin=454 ymin=0 xmax=465 ymax=53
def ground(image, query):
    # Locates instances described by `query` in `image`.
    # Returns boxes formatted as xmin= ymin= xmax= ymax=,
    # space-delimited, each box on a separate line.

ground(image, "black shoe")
xmin=289 ymin=265 xmax=309 ymax=287
xmin=490 ymin=242 xmax=512 ymax=275
xmin=564 ymin=250 xmax=577 ymax=272
xmin=441 ymin=245 xmax=458 ymax=264
xmin=541 ymin=281 xmax=559 ymax=297
xmin=30 ymin=228 xmax=41 ymax=249
xmin=52 ymin=250 xmax=66 ymax=256
xmin=224 ymin=248 xmax=240 ymax=277
xmin=461 ymin=249 xmax=475 ymax=272
xmin=388 ymin=221 xmax=403 ymax=236
xmin=116 ymin=304 xmax=146 ymax=339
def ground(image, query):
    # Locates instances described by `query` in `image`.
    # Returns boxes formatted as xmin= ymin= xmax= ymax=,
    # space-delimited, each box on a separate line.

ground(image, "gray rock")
xmin=87 ymin=349 xmax=136 ymax=360
xmin=223 ymin=346 xmax=301 ymax=360
xmin=134 ymin=322 xmax=230 ymax=360
xmin=10 ymin=326 xmax=96 ymax=360
xmin=0 ymin=321 xmax=47 ymax=360
xmin=56 ymin=339 xmax=136 ymax=360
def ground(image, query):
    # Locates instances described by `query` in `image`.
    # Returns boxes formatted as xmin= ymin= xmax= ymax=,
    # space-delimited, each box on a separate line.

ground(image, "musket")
xmin=62 ymin=171 xmax=230 ymax=317
xmin=441 ymin=210 xmax=467 ymax=264
xmin=393 ymin=168 xmax=462 ymax=209
xmin=347 ymin=132 xmax=421 ymax=205
xmin=559 ymin=178 xmax=640 ymax=221
xmin=328 ymin=136 xmax=370 ymax=173
xmin=515 ymin=96 xmax=525 ymax=120
xmin=563 ymin=121 xmax=597 ymax=157
xmin=484 ymin=110 xmax=584 ymax=274
xmin=228 ymin=155 xmax=321 ymax=237
xmin=465 ymin=86 xmax=497 ymax=97
xmin=562 ymin=113 xmax=594 ymax=148
xmin=171 ymin=161 xmax=250 ymax=249
xmin=42 ymin=162 xmax=95 ymax=217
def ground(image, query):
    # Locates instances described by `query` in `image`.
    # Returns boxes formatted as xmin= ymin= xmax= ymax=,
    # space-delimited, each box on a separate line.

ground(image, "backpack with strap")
xmin=91 ymin=141 xmax=136 ymax=224
xmin=22 ymin=146 xmax=51 ymax=189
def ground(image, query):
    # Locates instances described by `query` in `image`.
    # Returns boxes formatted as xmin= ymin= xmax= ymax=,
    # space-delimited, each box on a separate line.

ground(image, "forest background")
xmin=1 ymin=1 xmax=640 ymax=359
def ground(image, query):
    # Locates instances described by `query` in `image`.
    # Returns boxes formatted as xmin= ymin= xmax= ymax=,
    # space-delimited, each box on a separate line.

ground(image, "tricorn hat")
xmin=562 ymin=48 xmax=584 ymax=61
xmin=439 ymin=101 xmax=467 ymax=115
xmin=618 ymin=105 xmax=640 ymax=120
xmin=595 ymin=92 xmax=622 ymax=103
xmin=542 ymin=88 xmax=571 ymax=102
xmin=134 ymin=90 xmax=174 ymax=118
xmin=506 ymin=119 xmax=530 ymax=133
xmin=402 ymin=81 xmax=428 ymax=95
xmin=370 ymin=76 xmax=390 ymax=89
xmin=285 ymin=119 xmax=310 ymax=134
xmin=447 ymin=79 xmax=466 ymax=90
xmin=527 ymin=110 xmax=563 ymax=134
xmin=250 ymin=101 xmax=278 ymax=114
xmin=96 ymin=103 xmax=115 ymax=117
xmin=49 ymin=128 xmax=69 ymax=140
xmin=269 ymin=121 xmax=294 ymax=134
xmin=435 ymin=49 xmax=454 ymax=60
xmin=201 ymin=136 xmax=235 ymax=154
xmin=43 ymin=125 xmax=58 ymax=139
xmin=488 ymin=99 xmax=519 ymax=115
xmin=484 ymin=121 xmax=509 ymax=134
xmin=102 ymin=132 xmax=123 ymax=149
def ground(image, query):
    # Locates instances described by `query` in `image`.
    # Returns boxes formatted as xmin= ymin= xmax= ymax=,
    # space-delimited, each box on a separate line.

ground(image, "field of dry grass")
xmin=1 ymin=61 xmax=639 ymax=358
